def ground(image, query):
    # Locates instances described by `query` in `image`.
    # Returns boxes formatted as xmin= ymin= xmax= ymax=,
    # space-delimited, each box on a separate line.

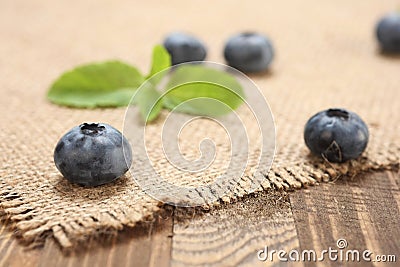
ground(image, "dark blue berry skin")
xmin=304 ymin=109 xmax=369 ymax=163
xmin=54 ymin=123 xmax=132 ymax=186
xmin=376 ymin=13 xmax=400 ymax=53
xmin=163 ymin=32 xmax=207 ymax=65
xmin=224 ymin=32 xmax=274 ymax=73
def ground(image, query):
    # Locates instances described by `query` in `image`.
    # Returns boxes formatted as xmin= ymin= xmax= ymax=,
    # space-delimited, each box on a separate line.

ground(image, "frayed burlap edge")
xmin=1 ymin=151 xmax=398 ymax=249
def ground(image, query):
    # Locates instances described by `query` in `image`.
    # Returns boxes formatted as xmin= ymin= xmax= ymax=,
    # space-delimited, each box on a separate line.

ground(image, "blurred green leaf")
xmin=47 ymin=60 xmax=144 ymax=108
xmin=135 ymin=83 xmax=164 ymax=122
xmin=146 ymin=45 xmax=171 ymax=79
xmin=163 ymin=65 xmax=245 ymax=116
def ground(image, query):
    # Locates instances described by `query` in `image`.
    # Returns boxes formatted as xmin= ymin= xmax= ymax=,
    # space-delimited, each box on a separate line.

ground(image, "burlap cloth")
xmin=0 ymin=0 xmax=399 ymax=248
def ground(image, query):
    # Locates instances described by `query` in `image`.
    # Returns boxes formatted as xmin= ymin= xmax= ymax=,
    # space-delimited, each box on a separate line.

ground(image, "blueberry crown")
xmin=326 ymin=109 xmax=349 ymax=120
xmin=80 ymin=123 xmax=106 ymax=135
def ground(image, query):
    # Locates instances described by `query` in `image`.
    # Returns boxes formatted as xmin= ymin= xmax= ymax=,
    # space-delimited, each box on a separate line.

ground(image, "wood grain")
xmin=1 ymin=171 xmax=399 ymax=267
xmin=0 ymin=218 xmax=42 ymax=267
xmin=0 ymin=209 xmax=174 ymax=267
xmin=290 ymin=170 xmax=400 ymax=267
xmin=171 ymin=191 xmax=301 ymax=267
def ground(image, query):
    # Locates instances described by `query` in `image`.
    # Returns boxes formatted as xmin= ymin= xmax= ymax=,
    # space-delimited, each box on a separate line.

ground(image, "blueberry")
xmin=163 ymin=32 xmax=207 ymax=65
xmin=304 ymin=108 xmax=369 ymax=163
xmin=223 ymin=32 xmax=274 ymax=73
xmin=54 ymin=123 xmax=132 ymax=186
xmin=376 ymin=13 xmax=400 ymax=53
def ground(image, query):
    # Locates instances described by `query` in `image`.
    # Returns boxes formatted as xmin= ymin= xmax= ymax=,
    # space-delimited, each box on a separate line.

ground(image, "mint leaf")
xmin=146 ymin=45 xmax=171 ymax=79
xmin=135 ymin=83 xmax=164 ymax=122
xmin=134 ymin=45 xmax=171 ymax=122
xmin=47 ymin=60 xmax=144 ymax=108
xmin=163 ymin=65 xmax=245 ymax=116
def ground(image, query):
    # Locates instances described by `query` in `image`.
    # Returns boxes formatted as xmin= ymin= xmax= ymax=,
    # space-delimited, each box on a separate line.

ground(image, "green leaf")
xmin=135 ymin=83 xmax=164 ymax=122
xmin=132 ymin=45 xmax=171 ymax=122
xmin=163 ymin=65 xmax=245 ymax=116
xmin=47 ymin=60 xmax=145 ymax=108
xmin=146 ymin=45 xmax=171 ymax=79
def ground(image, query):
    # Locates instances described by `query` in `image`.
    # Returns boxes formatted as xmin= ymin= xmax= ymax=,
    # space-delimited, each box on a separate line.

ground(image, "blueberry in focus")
xmin=163 ymin=32 xmax=207 ymax=65
xmin=54 ymin=123 xmax=132 ymax=186
xmin=304 ymin=108 xmax=369 ymax=163
xmin=223 ymin=32 xmax=274 ymax=73
xmin=376 ymin=13 xmax=400 ymax=53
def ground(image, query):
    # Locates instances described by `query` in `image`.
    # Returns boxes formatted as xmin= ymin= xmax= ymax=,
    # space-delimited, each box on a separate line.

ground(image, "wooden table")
xmin=1 ymin=170 xmax=398 ymax=267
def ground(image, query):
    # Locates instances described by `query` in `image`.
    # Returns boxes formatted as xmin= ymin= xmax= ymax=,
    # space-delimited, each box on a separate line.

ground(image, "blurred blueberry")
xmin=54 ymin=123 xmax=132 ymax=186
xmin=224 ymin=32 xmax=274 ymax=73
xmin=376 ymin=13 xmax=400 ymax=53
xmin=304 ymin=108 xmax=369 ymax=163
xmin=163 ymin=32 xmax=207 ymax=65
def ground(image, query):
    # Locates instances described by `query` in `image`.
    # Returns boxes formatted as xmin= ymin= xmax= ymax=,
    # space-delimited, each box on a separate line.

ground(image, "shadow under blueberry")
xmin=247 ymin=68 xmax=274 ymax=79
xmin=52 ymin=173 xmax=131 ymax=201
xmin=377 ymin=49 xmax=400 ymax=60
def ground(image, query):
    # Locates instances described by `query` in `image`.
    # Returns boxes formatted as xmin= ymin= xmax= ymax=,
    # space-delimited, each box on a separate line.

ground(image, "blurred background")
xmin=1 ymin=0 xmax=398 ymax=115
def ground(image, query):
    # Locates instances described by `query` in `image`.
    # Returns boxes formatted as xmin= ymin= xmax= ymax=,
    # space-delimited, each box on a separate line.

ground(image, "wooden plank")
xmin=37 ymin=208 xmax=174 ymax=267
xmin=171 ymin=191 xmax=302 ymax=267
xmin=1 ymin=171 xmax=398 ymax=267
xmin=0 ymin=214 xmax=174 ymax=267
xmin=290 ymin=171 xmax=400 ymax=267
xmin=0 ymin=218 xmax=42 ymax=267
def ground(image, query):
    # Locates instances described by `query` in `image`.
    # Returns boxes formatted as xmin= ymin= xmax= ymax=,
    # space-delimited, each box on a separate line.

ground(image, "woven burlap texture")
xmin=1 ymin=0 xmax=399 ymax=248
